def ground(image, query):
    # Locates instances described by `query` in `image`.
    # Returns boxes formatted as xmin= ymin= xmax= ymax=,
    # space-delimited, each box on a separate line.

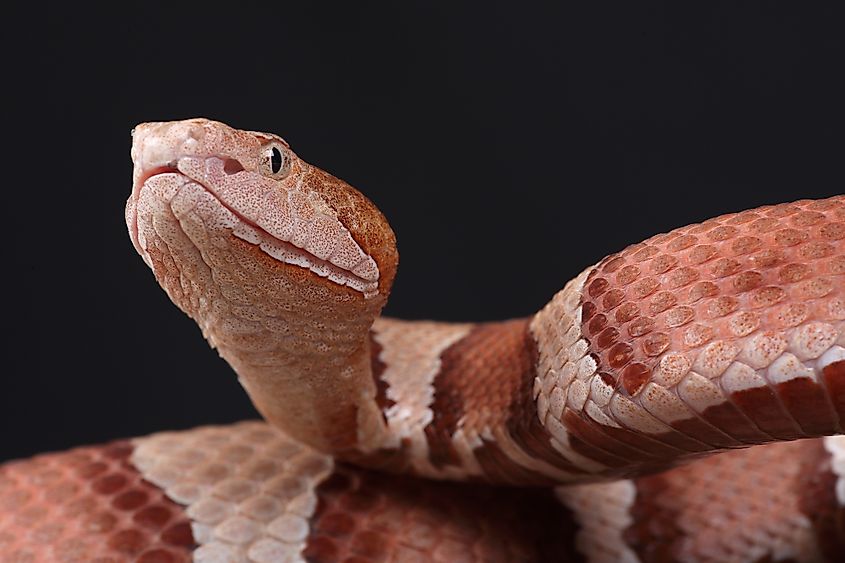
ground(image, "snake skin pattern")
xmin=2 ymin=425 xmax=844 ymax=561
xmin=527 ymin=198 xmax=845 ymax=481
xmin=2 ymin=119 xmax=844 ymax=561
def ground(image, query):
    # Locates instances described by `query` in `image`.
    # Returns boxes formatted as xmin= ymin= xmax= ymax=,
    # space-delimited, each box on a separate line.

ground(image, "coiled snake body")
xmin=1 ymin=118 xmax=843 ymax=562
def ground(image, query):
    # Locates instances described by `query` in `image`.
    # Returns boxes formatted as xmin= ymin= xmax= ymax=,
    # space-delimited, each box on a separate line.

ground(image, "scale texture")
xmin=2 ymin=119 xmax=844 ymax=561
xmin=4 ymin=424 xmax=844 ymax=562
xmin=0 ymin=441 xmax=194 ymax=562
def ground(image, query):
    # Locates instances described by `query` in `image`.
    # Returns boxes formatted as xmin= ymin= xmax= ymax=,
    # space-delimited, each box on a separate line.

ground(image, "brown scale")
xmin=623 ymin=439 xmax=837 ymax=562
xmin=797 ymin=440 xmax=845 ymax=560
xmin=577 ymin=197 xmax=845 ymax=450
xmin=561 ymin=407 xmax=660 ymax=465
xmin=303 ymin=465 xmax=582 ymax=563
xmin=823 ymin=360 xmax=845 ymax=422
xmin=0 ymin=441 xmax=195 ymax=562
xmin=424 ymin=319 xmax=590 ymax=483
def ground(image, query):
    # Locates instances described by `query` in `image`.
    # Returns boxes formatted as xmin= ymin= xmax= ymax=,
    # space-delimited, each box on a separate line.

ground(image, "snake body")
xmin=1 ymin=118 xmax=843 ymax=561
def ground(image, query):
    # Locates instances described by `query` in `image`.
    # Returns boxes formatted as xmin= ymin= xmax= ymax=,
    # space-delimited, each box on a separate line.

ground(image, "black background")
xmin=6 ymin=3 xmax=843 ymax=461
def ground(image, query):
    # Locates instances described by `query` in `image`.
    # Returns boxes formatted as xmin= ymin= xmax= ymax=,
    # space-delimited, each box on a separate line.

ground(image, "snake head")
xmin=127 ymin=118 xmax=398 ymax=303
xmin=128 ymin=119 xmax=402 ymax=451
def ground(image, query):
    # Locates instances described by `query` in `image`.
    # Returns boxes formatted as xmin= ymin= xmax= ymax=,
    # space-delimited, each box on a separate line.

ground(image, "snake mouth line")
xmin=137 ymin=165 xmax=180 ymax=187
xmin=138 ymin=168 xmax=378 ymax=297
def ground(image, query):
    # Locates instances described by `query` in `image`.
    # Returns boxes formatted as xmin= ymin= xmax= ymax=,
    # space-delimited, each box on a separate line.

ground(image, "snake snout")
xmin=132 ymin=120 xmax=207 ymax=173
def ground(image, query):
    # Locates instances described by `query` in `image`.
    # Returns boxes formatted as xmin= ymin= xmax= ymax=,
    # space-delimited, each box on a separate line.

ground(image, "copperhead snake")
xmin=1 ymin=118 xmax=844 ymax=562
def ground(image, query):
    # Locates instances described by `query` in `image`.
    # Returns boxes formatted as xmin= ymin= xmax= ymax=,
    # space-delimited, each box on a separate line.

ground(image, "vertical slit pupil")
xmin=271 ymin=147 xmax=283 ymax=174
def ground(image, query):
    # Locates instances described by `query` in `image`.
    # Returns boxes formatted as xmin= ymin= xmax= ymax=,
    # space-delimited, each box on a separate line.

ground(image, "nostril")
xmin=223 ymin=158 xmax=245 ymax=175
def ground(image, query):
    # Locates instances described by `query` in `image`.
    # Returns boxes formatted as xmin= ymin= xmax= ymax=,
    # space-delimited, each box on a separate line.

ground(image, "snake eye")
xmin=259 ymin=142 xmax=291 ymax=179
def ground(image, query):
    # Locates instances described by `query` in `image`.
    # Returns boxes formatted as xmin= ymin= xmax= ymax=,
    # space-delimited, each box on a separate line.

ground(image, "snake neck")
xmin=176 ymin=244 xmax=392 ymax=453
xmin=187 ymin=239 xmax=394 ymax=454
